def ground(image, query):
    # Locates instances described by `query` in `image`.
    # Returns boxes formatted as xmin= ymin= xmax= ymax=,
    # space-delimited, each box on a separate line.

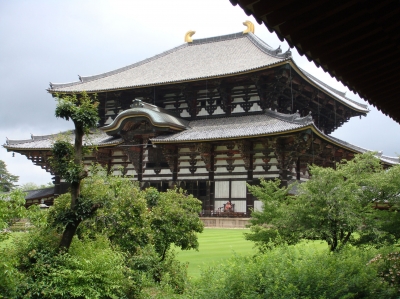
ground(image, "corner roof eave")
xmin=288 ymin=60 xmax=369 ymax=114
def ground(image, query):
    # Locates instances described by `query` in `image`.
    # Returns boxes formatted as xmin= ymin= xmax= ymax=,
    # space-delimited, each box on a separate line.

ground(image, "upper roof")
xmin=48 ymin=29 xmax=368 ymax=113
xmin=49 ymin=32 xmax=290 ymax=93
xmin=229 ymin=0 xmax=400 ymax=123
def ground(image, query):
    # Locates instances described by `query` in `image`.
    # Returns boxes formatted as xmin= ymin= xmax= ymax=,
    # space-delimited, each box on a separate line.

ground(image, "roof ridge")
xmin=247 ymin=32 xmax=292 ymax=59
xmin=5 ymin=131 xmax=74 ymax=145
xmin=191 ymin=32 xmax=245 ymax=44
xmin=264 ymin=109 xmax=313 ymax=125
xmin=49 ymin=43 xmax=189 ymax=90
xmin=300 ymin=68 xmax=346 ymax=97
xmin=327 ymin=135 xmax=399 ymax=164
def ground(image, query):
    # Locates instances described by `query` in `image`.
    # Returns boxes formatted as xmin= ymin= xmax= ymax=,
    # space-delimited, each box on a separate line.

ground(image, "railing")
xmin=199 ymin=210 xmax=247 ymax=218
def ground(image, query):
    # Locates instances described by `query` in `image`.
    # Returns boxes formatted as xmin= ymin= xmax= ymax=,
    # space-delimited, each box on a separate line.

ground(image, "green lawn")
xmin=174 ymin=228 xmax=255 ymax=278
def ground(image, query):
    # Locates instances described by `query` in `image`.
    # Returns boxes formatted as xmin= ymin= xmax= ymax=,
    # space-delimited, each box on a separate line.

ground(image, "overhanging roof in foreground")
xmin=229 ymin=0 xmax=400 ymax=123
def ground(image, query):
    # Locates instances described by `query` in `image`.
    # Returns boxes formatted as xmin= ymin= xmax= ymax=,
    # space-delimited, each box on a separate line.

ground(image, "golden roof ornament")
xmin=184 ymin=30 xmax=196 ymax=43
xmin=243 ymin=20 xmax=255 ymax=34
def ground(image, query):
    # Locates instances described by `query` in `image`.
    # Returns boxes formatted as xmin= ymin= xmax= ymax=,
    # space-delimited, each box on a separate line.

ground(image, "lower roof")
xmin=3 ymin=111 xmax=398 ymax=165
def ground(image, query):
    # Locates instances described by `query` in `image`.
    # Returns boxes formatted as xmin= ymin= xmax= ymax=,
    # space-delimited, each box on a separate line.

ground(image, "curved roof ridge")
xmin=5 ymin=131 xmax=73 ymax=145
xmin=247 ymin=32 xmax=291 ymax=59
xmin=49 ymin=43 xmax=189 ymax=90
xmin=300 ymin=67 xmax=346 ymax=97
xmin=264 ymin=109 xmax=313 ymax=125
xmin=327 ymin=135 xmax=399 ymax=164
xmin=191 ymin=32 xmax=245 ymax=44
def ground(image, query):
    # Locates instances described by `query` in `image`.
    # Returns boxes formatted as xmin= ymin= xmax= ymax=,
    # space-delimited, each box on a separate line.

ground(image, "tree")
xmin=246 ymin=153 xmax=400 ymax=251
xmin=0 ymin=189 xmax=26 ymax=241
xmin=0 ymin=160 xmax=19 ymax=192
xmin=18 ymin=182 xmax=53 ymax=191
xmin=150 ymin=188 xmax=204 ymax=261
xmin=50 ymin=92 xmax=99 ymax=250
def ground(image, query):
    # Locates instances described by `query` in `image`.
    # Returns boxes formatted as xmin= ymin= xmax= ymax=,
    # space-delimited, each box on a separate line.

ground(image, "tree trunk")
xmin=59 ymin=220 xmax=81 ymax=250
xmin=59 ymin=125 xmax=84 ymax=251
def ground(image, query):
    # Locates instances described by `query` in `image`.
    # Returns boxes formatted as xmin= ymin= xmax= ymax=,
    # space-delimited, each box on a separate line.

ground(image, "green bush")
xmin=192 ymin=246 xmax=398 ymax=299
xmin=10 ymin=232 xmax=138 ymax=299
xmin=0 ymin=247 xmax=21 ymax=299
xmin=129 ymin=246 xmax=189 ymax=295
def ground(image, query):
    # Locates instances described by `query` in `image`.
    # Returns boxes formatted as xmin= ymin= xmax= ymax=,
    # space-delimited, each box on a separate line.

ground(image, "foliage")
xmin=150 ymin=188 xmax=204 ymax=260
xmin=191 ymin=245 xmax=398 ymax=299
xmin=49 ymin=170 xmax=202 ymax=293
xmin=368 ymin=251 xmax=400 ymax=291
xmin=51 ymin=92 xmax=100 ymax=250
xmin=0 ymin=246 xmax=21 ymax=299
xmin=55 ymin=92 xmax=99 ymax=135
xmin=247 ymin=153 xmax=400 ymax=251
xmin=26 ymin=204 xmax=48 ymax=228
xmin=0 ymin=189 xmax=26 ymax=241
xmin=8 ymin=231 xmax=137 ymax=299
xmin=51 ymin=139 xmax=84 ymax=184
xmin=0 ymin=160 xmax=19 ymax=192
xmin=18 ymin=182 xmax=53 ymax=191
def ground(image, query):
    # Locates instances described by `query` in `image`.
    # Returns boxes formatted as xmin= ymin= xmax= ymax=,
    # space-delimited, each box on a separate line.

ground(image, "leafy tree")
xmin=50 ymin=92 xmax=99 ymax=250
xmin=18 ymin=182 xmax=53 ymax=191
xmin=0 ymin=189 xmax=26 ymax=241
xmin=0 ymin=160 xmax=19 ymax=192
xmin=150 ymin=188 xmax=204 ymax=261
xmin=246 ymin=153 xmax=400 ymax=251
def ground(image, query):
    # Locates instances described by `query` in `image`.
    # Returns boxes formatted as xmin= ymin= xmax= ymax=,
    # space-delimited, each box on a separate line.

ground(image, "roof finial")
xmin=243 ymin=20 xmax=255 ymax=34
xmin=184 ymin=30 xmax=196 ymax=43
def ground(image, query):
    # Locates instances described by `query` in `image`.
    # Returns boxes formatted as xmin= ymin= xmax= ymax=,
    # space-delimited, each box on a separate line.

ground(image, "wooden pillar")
xmin=207 ymin=145 xmax=215 ymax=211
xmin=246 ymin=142 xmax=254 ymax=215
xmin=296 ymin=157 xmax=301 ymax=181
xmin=172 ymin=146 xmax=178 ymax=182
xmin=137 ymin=140 xmax=144 ymax=182
xmin=53 ymin=175 xmax=61 ymax=198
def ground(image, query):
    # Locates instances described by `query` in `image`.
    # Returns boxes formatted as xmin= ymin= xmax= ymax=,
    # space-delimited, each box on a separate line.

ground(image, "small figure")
xmin=225 ymin=201 xmax=232 ymax=212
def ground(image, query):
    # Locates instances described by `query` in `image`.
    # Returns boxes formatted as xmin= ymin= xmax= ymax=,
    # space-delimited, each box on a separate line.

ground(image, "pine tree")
xmin=0 ymin=160 xmax=19 ymax=192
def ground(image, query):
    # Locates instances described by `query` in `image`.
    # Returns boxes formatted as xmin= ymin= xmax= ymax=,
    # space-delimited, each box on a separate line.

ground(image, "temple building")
xmin=3 ymin=22 xmax=398 ymax=214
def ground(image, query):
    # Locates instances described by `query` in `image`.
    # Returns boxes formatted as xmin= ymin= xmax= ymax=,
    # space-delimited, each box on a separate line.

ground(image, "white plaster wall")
xmin=231 ymin=181 xmax=246 ymax=198
xmin=231 ymin=200 xmax=246 ymax=212
xmin=215 ymin=181 xmax=229 ymax=198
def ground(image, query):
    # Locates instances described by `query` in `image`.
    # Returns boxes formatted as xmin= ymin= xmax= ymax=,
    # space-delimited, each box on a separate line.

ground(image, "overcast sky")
xmin=1 ymin=0 xmax=399 ymax=186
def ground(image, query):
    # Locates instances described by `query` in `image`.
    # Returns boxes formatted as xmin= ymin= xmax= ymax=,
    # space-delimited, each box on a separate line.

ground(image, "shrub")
xmin=11 ymin=232 xmax=138 ymax=299
xmin=192 ymin=245 xmax=398 ymax=299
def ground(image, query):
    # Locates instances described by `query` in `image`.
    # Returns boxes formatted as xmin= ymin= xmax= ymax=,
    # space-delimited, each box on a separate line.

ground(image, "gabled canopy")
xmin=102 ymin=99 xmax=189 ymax=136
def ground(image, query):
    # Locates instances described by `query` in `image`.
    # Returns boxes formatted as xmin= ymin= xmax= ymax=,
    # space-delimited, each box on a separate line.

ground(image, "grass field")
xmin=174 ymin=228 xmax=255 ymax=278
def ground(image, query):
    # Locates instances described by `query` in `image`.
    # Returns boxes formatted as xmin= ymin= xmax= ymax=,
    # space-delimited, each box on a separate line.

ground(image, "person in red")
xmin=225 ymin=201 xmax=232 ymax=212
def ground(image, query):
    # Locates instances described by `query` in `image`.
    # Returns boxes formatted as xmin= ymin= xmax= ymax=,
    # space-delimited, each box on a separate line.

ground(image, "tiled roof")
xmin=151 ymin=110 xmax=314 ymax=143
xmin=4 ymin=130 xmax=122 ymax=150
xmin=102 ymin=100 xmax=189 ymax=136
xmin=25 ymin=187 xmax=54 ymax=200
xmin=49 ymin=32 xmax=290 ymax=92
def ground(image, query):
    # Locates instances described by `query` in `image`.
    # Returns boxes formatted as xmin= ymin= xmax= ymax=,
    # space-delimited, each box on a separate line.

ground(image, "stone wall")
xmin=200 ymin=217 xmax=250 ymax=228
